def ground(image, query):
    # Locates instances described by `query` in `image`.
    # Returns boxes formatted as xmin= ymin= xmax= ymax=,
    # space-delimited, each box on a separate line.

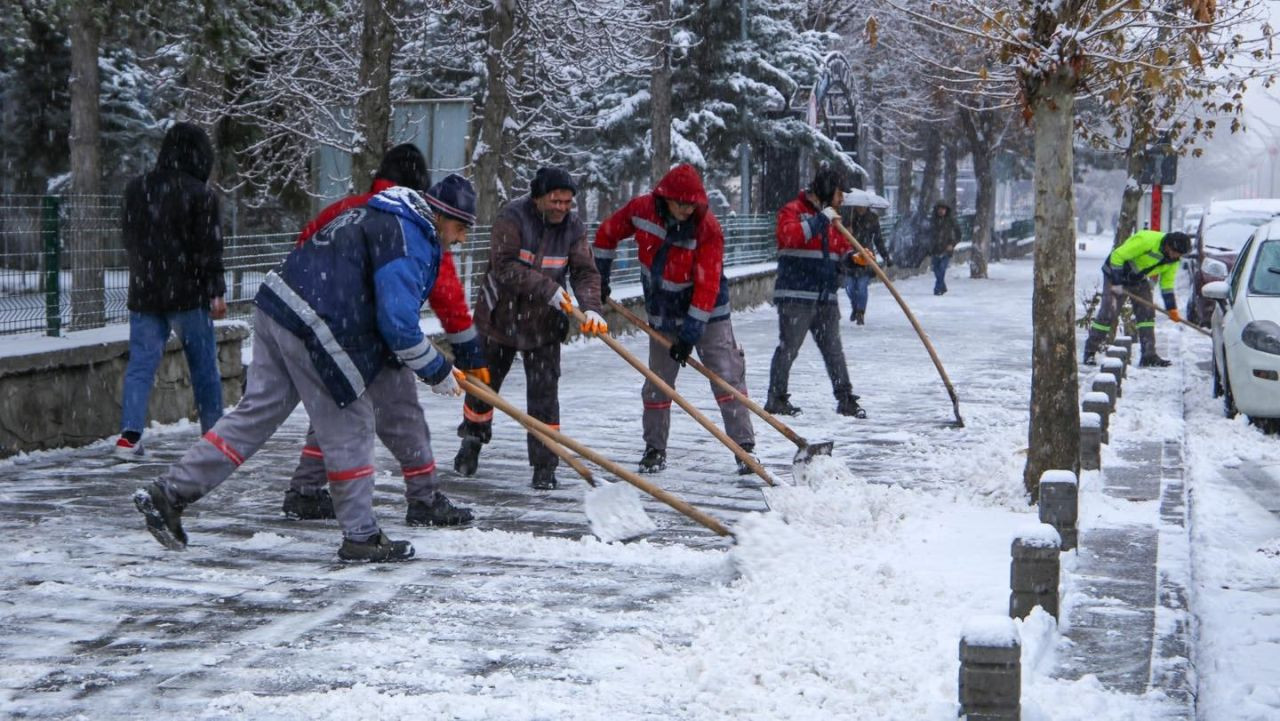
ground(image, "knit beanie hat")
xmin=424 ymin=174 xmax=478 ymax=226
xmin=530 ymin=166 xmax=577 ymax=198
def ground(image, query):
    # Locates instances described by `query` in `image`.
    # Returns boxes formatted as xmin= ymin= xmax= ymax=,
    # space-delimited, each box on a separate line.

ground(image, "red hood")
xmin=369 ymin=178 xmax=397 ymax=194
xmin=653 ymin=164 xmax=709 ymax=206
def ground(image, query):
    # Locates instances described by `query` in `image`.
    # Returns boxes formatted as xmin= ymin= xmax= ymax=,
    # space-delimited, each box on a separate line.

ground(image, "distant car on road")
xmin=1185 ymin=199 xmax=1280 ymax=327
xmin=1203 ymin=217 xmax=1280 ymax=426
xmin=1179 ymin=204 xmax=1204 ymax=234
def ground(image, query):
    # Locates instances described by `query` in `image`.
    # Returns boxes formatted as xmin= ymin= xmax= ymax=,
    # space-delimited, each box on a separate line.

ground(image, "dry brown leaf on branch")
xmin=866 ymin=15 xmax=878 ymax=47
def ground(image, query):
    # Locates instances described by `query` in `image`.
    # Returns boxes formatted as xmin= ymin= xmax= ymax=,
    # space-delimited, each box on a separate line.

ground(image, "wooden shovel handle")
xmin=456 ymin=375 xmax=733 ymax=537
xmin=832 ymin=221 xmax=964 ymax=427
xmin=1119 ymin=288 xmax=1212 ymax=338
xmin=570 ymin=306 xmax=775 ymax=486
xmin=607 ymin=298 xmax=808 ymax=450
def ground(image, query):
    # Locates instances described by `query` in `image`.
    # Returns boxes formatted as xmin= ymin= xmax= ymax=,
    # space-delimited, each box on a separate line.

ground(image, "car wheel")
xmin=1222 ymin=355 xmax=1238 ymax=419
xmin=1211 ymin=353 xmax=1223 ymax=398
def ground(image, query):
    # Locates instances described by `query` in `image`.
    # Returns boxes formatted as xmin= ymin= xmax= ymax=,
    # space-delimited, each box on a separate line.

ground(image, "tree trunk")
xmin=1114 ymin=124 xmax=1148 ymax=247
xmin=68 ymin=0 xmax=104 ymax=330
xmin=872 ymin=118 xmax=886 ymax=197
xmin=1023 ymin=81 xmax=1080 ymax=499
xmin=916 ymin=128 xmax=942 ymax=215
xmin=895 ymin=145 xmax=913 ymax=218
xmin=962 ymin=108 xmax=994 ymax=279
xmin=943 ymin=139 xmax=958 ymax=209
xmin=474 ymin=0 xmax=516 ymax=225
xmin=350 ymin=0 xmax=398 ymax=194
xmin=650 ymin=0 xmax=672 ymax=186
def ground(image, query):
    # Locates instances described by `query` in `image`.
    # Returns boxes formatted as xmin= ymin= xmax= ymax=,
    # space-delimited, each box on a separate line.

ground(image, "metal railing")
xmin=0 ymin=196 xmax=781 ymax=337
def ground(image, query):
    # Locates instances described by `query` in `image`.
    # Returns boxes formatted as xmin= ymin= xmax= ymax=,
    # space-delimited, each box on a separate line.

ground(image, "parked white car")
xmin=1203 ymin=218 xmax=1280 ymax=424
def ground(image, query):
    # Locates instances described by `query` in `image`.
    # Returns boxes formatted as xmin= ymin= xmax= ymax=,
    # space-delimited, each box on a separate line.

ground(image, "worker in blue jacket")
xmin=134 ymin=181 xmax=477 ymax=563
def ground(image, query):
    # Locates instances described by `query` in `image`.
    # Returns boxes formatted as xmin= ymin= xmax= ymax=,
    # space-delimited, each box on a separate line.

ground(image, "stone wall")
xmin=0 ymin=322 xmax=250 ymax=457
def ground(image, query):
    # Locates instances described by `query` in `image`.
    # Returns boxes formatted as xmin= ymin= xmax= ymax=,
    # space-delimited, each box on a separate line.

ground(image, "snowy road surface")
xmin=0 ymin=243 xmax=1275 ymax=720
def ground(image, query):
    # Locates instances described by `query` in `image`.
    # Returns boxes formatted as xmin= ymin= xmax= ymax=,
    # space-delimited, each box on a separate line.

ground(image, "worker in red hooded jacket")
xmin=593 ymin=164 xmax=756 ymax=475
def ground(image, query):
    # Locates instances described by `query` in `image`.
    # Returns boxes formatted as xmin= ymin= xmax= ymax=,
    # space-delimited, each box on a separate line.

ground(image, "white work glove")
xmin=821 ymin=207 xmax=841 ymax=222
xmin=547 ymin=287 xmax=573 ymax=314
xmin=430 ymin=368 xmax=465 ymax=397
xmin=580 ymin=310 xmax=608 ymax=335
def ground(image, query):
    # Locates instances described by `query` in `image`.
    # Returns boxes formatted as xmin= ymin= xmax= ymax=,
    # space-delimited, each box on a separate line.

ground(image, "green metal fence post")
xmin=42 ymin=195 xmax=62 ymax=337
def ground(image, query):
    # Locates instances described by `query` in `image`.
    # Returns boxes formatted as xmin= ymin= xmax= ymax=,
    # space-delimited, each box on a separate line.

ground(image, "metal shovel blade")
xmin=583 ymin=481 xmax=657 ymax=542
xmin=792 ymin=440 xmax=834 ymax=465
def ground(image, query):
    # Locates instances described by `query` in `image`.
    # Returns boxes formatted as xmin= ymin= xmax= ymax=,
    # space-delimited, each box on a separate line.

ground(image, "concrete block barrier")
xmin=1081 ymin=412 xmax=1102 ymax=471
xmin=959 ymin=615 xmax=1022 ymax=721
xmin=1010 ymin=525 xmax=1061 ymax=619
xmin=1082 ymin=391 xmax=1111 ymax=444
xmin=1038 ymin=470 xmax=1079 ymax=551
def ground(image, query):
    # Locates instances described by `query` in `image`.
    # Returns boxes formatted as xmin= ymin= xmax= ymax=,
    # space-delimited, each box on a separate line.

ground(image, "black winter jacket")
xmin=122 ymin=123 xmax=226 ymax=313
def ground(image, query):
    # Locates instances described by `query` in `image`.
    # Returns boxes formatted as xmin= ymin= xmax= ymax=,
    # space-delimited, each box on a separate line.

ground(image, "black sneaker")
xmin=854 ymin=311 xmax=865 ymax=326
xmin=836 ymin=394 xmax=867 ymax=418
xmin=1082 ymin=351 xmax=1097 ymax=365
xmin=764 ymin=395 xmax=802 ymax=416
xmin=1139 ymin=354 xmax=1172 ymax=368
xmin=453 ymin=440 xmax=481 ymax=477
xmin=531 ymin=466 xmax=559 ymax=490
xmin=638 ymin=446 xmax=667 ymax=473
xmin=735 ymin=444 xmax=758 ymax=476
xmin=133 ymin=484 xmax=188 ymax=550
xmin=282 ymin=488 xmax=336 ymax=520
xmin=337 ymin=531 xmax=415 ymax=562
xmin=406 ymin=493 xmax=474 ymax=526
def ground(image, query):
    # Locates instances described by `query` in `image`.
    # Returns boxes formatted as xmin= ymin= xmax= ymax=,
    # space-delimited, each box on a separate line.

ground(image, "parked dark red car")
xmin=1184 ymin=199 xmax=1280 ymax=326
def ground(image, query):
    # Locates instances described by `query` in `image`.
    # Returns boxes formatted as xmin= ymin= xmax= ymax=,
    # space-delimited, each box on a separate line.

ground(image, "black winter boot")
xmin=531 ymin=466 xmax=559 ymax=490
xmin=764 ymin=394 xmax=802 ymax=416
xmin=1082 ymin=351 xmax=1097 ymax=365
xmin=406 ymin=493 xmax=474 ymax=526
xmin=836 ymin=394 xmax=867 ymax=418
xmin=133 ymin=484 xmax=188 ymax=551
xmin=1139 ymin=354 xmax=1171 ymax=368
xmin=854 ymin=311 xmax=865 ymax=326
xmin=734 ymin=443 xmax=759 ymax=476
xmin=338 ymin=531 xmax=414 ymax=562
xmin=638 ymin=446 xmax=667 ymax=473
xmin=453 ymin=440 xmax=482 ymax=477
xmin=282 ymin=488 xmax=336 ymax=520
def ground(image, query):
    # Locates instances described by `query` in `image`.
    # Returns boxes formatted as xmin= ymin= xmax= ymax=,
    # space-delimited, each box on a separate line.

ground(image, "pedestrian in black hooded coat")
xmin=114 ymin=122 xmax=227 ymax=460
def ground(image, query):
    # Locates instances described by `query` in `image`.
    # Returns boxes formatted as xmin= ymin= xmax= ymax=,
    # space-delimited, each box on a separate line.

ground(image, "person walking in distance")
xmin=453 ymin=167 xmax=608 ymax=491
xmin=593 ymin=164 xmax=757 ymax=475
xmin=134 ymin=181 xmax=476 ymax=563
xmin=115 ymin=122 xmax=227 ymax=460
xmin=281 ymin=148 xmax=484 ymax=528
xmin=765 ymin=168 xmax=867 ymax=419
xmin=926 ymin=201 xmax=959 ymax=296
xmin=842 ymin=201 xmax=892 ymax=325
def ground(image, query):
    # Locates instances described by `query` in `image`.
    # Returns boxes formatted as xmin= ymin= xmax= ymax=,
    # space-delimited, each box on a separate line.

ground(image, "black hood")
xmin=156 ymin=122 xmax=214 ymax=182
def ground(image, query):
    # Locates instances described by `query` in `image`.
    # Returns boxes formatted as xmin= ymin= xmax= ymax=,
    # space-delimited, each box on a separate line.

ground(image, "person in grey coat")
xmin=453 ymin=167 xmax=608 ymax=490
xmin=926 ymin=202 xmax=960 ymax=295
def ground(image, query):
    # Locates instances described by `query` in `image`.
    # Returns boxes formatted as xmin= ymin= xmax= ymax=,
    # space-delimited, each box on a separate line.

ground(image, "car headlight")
xmin=1242 ymin=320 xmax=1280 ymax=355
xmin=1202 ymin=258 xmax=1229 ymax=279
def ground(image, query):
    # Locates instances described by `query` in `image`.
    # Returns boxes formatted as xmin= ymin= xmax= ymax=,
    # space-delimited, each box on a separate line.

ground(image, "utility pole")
xmin=739 ymin=0 xmax=750 ymax=215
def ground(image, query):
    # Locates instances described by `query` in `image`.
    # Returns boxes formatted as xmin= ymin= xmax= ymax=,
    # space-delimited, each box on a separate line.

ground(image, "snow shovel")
xmin=568 ymin=306 xmax=776 ymax=486
xmin=607 ymin=298 xmax=834 ymax=466
xmin=1119 ymin=288 xmax=1212 ymax=338
xmin=833 ymin=221 xmax=965 ymax=428
xmin=455 ymin=374 xmax=732 ymax=538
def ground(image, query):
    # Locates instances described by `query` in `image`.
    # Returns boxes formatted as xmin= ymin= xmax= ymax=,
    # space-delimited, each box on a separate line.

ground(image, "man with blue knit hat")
xmin=134 ymin=170 xmax=481 ymax=563
xmin=454 ymin=166 xmax=608 ymax=490
xmin=281 ymin=146 xmax=485 ymax=528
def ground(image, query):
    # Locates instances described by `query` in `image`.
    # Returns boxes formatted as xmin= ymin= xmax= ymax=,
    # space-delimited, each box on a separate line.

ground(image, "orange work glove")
xmin=1168 ymin=308 xmax=1182 ymax=324
xmin=548 ymin=287 xmax=573 ymax=314
xmin=579 ymin=310 xmax=609 ymax=336
xmin=464 ymin=367 xmax=491 ymax=385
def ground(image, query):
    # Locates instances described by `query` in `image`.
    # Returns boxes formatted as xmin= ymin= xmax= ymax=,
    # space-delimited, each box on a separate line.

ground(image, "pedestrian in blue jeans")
xmin=841 ymin=204 xmax=891 ymax=324
xmin=925 ymin=202 xmax=959 ymax=295
xmin=116 ymin=123 xmax=227 ymax=460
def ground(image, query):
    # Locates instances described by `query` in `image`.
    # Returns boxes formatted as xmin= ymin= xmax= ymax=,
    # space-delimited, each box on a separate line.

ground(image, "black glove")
xmin=669 ymin=339 xmax=693 ymax=366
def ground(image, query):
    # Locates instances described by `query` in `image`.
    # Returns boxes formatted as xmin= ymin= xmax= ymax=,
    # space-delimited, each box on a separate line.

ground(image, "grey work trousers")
xmin=1083 ymin=279 xmax=1157 ymax=357
xmin=154 ymin=308 xmax=380 ymax=541
xmin=642 ymin=319 xmax=754 ymax=452
xmin=289 ymin=363 xmax=439 ymax=503
xmin=766 ymin=301 xmax=853 ymax=401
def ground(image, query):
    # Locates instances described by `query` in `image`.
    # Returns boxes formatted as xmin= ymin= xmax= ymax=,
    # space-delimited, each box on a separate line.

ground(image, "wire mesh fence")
xmin=0 ymin=195 xmax=787 ymax=337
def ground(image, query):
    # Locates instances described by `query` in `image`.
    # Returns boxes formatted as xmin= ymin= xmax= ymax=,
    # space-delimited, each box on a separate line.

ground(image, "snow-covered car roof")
xmin=1205 ymin=198 xmax=1280 ymax=217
